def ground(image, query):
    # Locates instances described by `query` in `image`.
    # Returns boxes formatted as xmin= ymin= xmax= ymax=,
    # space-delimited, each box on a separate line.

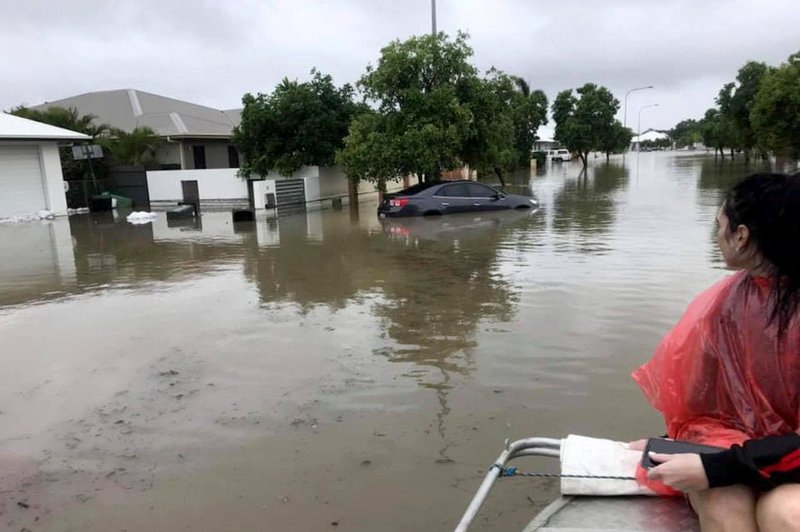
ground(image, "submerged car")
xmin=377 ymin=180 xmax=538 ymax=217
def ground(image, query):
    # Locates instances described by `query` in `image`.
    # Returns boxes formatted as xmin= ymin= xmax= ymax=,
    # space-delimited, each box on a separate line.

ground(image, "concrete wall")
xmin=146 ymin=168 xmax=248 ymax=202
xmin=318 ymin=166 xmax=349 ymax=198
xmin=40 ymin=143 xmax=68 ymax=215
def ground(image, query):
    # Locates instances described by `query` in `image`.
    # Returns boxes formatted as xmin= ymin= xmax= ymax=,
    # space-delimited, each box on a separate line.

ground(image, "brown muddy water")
xmin=0 ymin=153 xmax=755 ymax=531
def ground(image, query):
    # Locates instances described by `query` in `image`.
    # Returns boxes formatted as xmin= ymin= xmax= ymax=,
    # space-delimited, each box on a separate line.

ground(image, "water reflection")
xmin=551 ymin=162 xmax=629 ymax=255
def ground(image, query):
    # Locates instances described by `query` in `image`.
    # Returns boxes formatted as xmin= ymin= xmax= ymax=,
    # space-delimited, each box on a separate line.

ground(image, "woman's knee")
xmin=691 ymin=485 xmax=757 ymax=531
xmin=757 ymin=484 xmax=800 ymax=532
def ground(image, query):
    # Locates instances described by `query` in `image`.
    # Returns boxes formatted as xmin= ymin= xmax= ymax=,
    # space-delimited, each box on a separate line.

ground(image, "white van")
xmin=547 ymin=149 xmax=572 ymax=162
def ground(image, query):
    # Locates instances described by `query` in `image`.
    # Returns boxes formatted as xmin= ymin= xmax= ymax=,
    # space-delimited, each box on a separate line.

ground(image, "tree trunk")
xmin=730 ymin=148 xmax=735 ymax=159
xmin=493 ymin=167 xmax=506 ymax=188
xmin=347 ymin=179 xmax=359 ymax=206
xmin=605 ymin=151 xmax=610 ymax=163
xmin=581 ymin=151 xmax=589 ymax=167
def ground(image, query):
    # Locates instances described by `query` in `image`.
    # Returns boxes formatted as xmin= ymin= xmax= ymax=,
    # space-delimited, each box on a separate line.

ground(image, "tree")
xmin=670 ymin=119 xmax=703 ymax=148
xmin=341 ymin=32 xmax=476 ymax=185
xmin=551 ymin=83 xmax=620 ymax=167
xmin=701 ymin=108 xmax=729 ymax=158
xmin=235 ymin=70 xmax=358 ymax=177
xmin=600 ymin=121 xmax=634 ymax=162
xmin=510 ymin=77 xmax=549 ymax=166
xmin=726 ymin=62 xmax=770 ymax=161
xmin=751 ymin=52 xmax=800 ymax=159
xmin=336 ymin=110 xmax=397 ymax=193
xmin=459 ymin=70 xmax=518 ymax=187
xmin=101 ymin=127 xmax=161 ymax=166
xmin=9 ymin=105 xmax=108 ymax=138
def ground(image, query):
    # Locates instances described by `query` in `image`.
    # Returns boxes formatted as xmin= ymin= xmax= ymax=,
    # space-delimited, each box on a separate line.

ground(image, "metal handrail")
xmin=454 ymin=437 xmax=562 ymax=531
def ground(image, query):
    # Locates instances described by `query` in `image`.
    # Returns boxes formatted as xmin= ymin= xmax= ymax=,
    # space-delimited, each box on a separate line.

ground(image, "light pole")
xmin=637 ymin=104 xmax=659 ymax=152
xmin=431 ymin=0 xmax=437 ymax=36
xmin=623 ymin=85 xmax=653 ymax=131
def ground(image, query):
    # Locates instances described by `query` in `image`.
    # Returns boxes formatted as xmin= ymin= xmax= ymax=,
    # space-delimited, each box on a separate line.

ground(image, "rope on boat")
xmin=491 ymin=464 xmax=635 ymax=481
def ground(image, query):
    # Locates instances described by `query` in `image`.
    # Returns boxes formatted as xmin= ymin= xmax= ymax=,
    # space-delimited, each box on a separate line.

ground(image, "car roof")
xmin=397 ymin=180 xmax=492 ymax=196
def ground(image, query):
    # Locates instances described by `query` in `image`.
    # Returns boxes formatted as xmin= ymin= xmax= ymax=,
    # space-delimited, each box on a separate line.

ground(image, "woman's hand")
xmin=647 ymin=452 xmax=709 ymax=492
xmin=627 ymin=439 xmax=648 ymax=451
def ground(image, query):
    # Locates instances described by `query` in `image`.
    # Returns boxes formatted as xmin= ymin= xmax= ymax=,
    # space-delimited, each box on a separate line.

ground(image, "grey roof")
xmin=32 ymin=89 xmax=241 ymax=139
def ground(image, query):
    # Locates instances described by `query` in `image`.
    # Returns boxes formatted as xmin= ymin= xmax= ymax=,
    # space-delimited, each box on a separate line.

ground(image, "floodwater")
xmin=0 ymin=152 xmax=759 ymax=531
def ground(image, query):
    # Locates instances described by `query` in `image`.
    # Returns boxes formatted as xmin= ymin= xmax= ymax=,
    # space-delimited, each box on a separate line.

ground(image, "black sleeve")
xmin=701 ymin=433 xmax=800 ymax=490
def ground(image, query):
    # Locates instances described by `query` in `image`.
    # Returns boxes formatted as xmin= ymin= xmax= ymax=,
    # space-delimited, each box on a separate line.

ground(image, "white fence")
xmin=146 ymin=166 xmax=404 ymax=209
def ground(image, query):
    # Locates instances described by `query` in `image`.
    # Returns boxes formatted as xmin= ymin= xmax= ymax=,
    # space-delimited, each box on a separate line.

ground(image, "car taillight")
xmin=389 ymin=198 xmax=409 ymax=208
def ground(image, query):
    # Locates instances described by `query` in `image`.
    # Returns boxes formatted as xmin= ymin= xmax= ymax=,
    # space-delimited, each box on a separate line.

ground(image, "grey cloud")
xmin=2 ymin=0 xmax=799 ymax=129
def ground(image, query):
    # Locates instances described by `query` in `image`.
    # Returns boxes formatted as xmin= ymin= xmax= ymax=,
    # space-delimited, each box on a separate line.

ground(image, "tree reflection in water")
xmin=551 ymin=162 xmax=629 ymax=255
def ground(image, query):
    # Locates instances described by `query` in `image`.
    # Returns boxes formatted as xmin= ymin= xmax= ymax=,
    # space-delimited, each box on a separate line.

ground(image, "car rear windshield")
xmin=395 ymin=181 xmax=443 ymax=196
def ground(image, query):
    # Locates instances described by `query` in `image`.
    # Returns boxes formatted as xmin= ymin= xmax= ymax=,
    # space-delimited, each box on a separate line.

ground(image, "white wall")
xmin=39 ymin=143 xmax=68 ymax=215
xmin=146 ymin=168 xmax=248 ymax=201
xmin=264 ymin=165 xmax=319 ymax=180
xmin=303 ymin=176 xmax=322 ymax=202
xmin=318 ymin=166 xmax=349 ymax=198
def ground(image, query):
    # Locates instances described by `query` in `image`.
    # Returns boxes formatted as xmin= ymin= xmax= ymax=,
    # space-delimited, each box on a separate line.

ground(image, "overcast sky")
xmin=3 ymin=0 xmax=799 ymax=131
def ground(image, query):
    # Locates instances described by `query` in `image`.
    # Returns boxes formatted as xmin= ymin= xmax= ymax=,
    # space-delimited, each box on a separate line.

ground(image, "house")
xmin=0 ymin=112 xmax=89 ymax=218
xmin=533 ymin=125 xmax=557 ymax=152
xmin=32 ymin=89 xmax=242 ymax=170
xmin=29 ymin=89 xmax=400 ymax=211
xmin=631 ymin=129 xmax=671 ymax=150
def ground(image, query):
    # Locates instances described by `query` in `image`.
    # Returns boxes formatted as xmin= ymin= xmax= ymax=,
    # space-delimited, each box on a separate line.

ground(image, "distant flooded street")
xmin=1 ymin=153 xmax=754 ymax=531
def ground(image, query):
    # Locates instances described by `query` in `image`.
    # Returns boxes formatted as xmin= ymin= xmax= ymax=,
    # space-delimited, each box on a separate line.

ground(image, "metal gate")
xmin=106 ymin=165 xmax=151 ymax=209
xmin=274 ymin=179 xmax=306 ymax=210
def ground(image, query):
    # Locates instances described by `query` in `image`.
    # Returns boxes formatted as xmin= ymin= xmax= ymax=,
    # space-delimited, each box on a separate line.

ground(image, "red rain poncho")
xmin=632 ymin=272 xmax=800 ymax=492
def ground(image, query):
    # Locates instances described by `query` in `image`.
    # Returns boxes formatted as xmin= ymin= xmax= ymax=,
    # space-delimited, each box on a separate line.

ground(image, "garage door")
xmin=0 ymin=145 xmax=47 ymax=217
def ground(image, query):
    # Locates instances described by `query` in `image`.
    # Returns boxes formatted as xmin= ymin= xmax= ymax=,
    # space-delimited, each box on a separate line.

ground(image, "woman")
xmin=632 ymin=173 xmax=800 ymax=531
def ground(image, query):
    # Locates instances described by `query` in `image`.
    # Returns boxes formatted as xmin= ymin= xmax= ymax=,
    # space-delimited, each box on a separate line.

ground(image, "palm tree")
xmin=513 ymin=76 xmax=531 ymax=98
xmin=101 ymin=127 xmax=161 ymax=166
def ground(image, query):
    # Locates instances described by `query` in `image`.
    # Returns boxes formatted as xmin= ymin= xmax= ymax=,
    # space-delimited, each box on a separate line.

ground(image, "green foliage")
xmin=336 ymin=110 xmax=398 ymax=192
xmin=235 ymin=70 xmax=358 ymax=177
xmin=345 ymin=32 xmax=476 ymax=184
xmin=725 ymin=62 xmax=770 ymax=154
xmin=459 ymin=69 xmax=518 ymax=186
xmin=639 ymin=137 xmax=672 ymax=150
xmin=600 ymin=121 xmax=634 ymax=161
xmin=338 ymin=32 xmax=544 ymax=188
xmin=9 ymin=105 xmax=109 ymax=137
xmin=101 ymin=127 xmax=161 ymax=167
xmin=670 ymin=119 xmax=703 ymax=148
xmin=701 ymin=108 xmax=725 ymax=153
xmin=551 ymin=83 xmax=620 ymax=166
xmin=510 ymin=77 xmax=549 ymax=165
xmin=674 ymin=54 xmax=795 ymax=160
xmin=751 ymin=53 xmax=800 ymax=158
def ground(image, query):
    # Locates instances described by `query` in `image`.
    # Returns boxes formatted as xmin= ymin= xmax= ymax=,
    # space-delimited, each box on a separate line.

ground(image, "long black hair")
xmin=724 ymin=172 xmax=800 ymax=333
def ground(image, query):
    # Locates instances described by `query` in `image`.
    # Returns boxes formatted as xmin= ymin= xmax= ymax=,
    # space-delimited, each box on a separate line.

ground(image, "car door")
xmin=433 ymin=183 xmax=471 ymax=213
xmin=465 ymin=183 xmax=507 ymax=211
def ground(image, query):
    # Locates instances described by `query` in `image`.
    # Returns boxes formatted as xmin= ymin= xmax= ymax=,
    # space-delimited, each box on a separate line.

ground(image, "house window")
xmin=228 ymin=145 xmax=240 ymax=168
xmin=192 ymin=145 xmax=207 ymax=169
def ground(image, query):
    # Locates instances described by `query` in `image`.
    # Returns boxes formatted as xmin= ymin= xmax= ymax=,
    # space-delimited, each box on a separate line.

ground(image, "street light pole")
xmin=431 ymin=0 xmax=437 ymax=36
xmin=637 ymin=104 xmax=659 ymax=152
xmin=623 ymin=85 xmax=653 ymax=131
